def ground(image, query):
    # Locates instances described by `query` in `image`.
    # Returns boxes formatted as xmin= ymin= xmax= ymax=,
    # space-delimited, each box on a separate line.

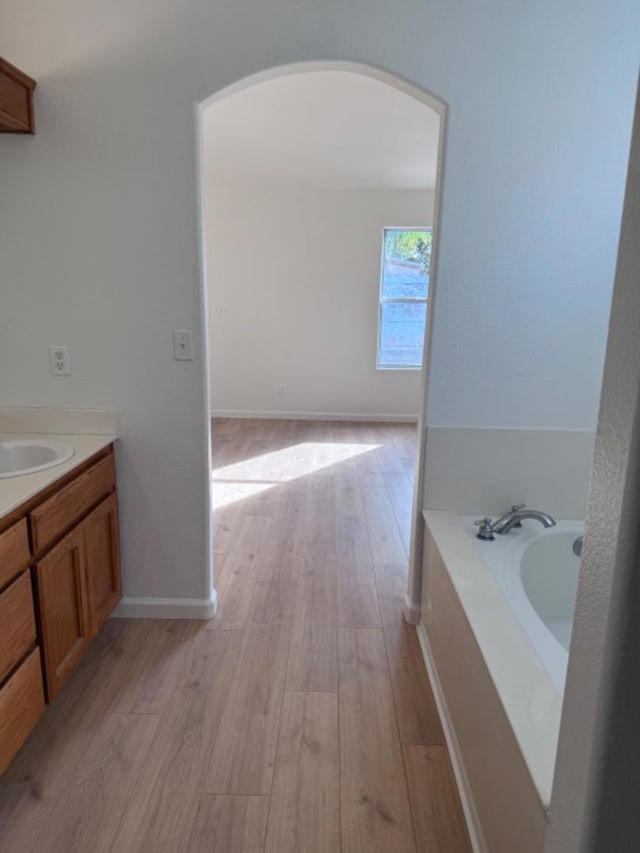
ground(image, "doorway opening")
xmin=196 ymin=62 xmax=447 ymax=614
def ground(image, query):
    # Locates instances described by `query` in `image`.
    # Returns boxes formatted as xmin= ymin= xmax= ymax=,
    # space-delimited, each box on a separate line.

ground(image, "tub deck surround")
xmin=423 ymin=509 xmax=562 ymax=810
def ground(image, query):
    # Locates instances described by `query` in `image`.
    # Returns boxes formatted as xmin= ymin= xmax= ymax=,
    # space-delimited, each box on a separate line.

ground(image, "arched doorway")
xmin=195 ymin=61 xmax=447 ymax=626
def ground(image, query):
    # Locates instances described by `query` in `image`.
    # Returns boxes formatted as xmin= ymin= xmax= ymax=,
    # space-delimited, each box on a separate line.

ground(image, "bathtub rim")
xmin=460 ymin=516 xmax=583 ymax=693
xmin=423 ymin=509 xmax=563 ymax=809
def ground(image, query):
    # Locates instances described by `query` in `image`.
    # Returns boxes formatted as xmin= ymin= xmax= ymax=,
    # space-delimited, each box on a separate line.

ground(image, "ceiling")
xmin=203 ymin=70 xmax=440 ymax=190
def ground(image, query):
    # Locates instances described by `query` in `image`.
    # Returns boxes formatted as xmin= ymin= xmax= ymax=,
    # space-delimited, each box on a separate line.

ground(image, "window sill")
xmin=376 ymin=365 xmax=423 ymax=372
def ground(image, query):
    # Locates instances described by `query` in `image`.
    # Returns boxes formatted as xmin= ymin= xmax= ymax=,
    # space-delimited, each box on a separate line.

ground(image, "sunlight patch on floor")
xmin=211 ymin=442 xmax=380 ymax=510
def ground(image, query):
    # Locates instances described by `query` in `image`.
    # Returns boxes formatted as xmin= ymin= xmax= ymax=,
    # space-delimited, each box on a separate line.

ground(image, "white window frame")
xmin=376 ymin=226 xmax=431 ymax=371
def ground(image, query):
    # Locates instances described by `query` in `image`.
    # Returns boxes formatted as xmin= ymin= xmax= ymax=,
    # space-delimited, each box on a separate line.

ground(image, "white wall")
xmin=0 ymin=0 xmax=638 ymax=616
xmin=423 ymin=426 xmax=595 ymax=519
xmin=424 ymin=16 xmax=639 ymax=432
xmin=206 ymin=186 xmax=433 ymax=419
xmin=546 ymin=81 xmax=640 ymax=853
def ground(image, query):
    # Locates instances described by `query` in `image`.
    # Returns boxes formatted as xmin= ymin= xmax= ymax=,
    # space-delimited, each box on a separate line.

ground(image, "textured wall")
xmin=547 ymin=81 xmax=640 ymax=853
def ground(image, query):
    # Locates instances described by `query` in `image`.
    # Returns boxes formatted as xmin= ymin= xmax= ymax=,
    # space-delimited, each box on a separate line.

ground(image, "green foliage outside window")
xmin=384 ymin=230 xmax=432 ymax=276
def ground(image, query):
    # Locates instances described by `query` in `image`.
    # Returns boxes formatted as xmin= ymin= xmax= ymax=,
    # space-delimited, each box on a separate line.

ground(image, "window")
xmin=377 ymin=228 xmax=431 ymax=369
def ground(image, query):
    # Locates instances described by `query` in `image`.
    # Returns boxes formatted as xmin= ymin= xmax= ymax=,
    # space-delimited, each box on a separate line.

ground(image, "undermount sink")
xmin=0 ymin=439 xmax=75 ymax=479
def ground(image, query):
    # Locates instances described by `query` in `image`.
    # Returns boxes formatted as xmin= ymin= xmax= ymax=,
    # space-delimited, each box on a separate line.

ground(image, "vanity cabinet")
xmin=31 ymin=449 xmax=120 ymax=700
xmin=0 ymin=444 xmax=121 ymax=773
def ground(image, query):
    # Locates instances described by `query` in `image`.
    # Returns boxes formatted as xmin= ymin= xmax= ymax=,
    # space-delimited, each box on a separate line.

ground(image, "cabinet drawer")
xmin=30 ymin=452 xmax=116 ymax=553
xmin=0 ymin=519 xmax=30 ymax=591
xmin=0 ymin=571 xmax=36 ymax=685
xmin=0 ymin=648 xmax=45 ymax=776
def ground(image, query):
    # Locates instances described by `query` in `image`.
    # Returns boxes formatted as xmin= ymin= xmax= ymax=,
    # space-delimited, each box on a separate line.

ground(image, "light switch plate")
xmin=173 ymin=330 xmax=194 ymax=361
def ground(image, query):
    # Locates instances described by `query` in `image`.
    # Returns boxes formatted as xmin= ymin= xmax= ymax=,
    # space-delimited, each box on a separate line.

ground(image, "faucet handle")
xmin=509 ymin=503 xmax=526 ymax=527
xmin=474 ymin=517 xmax=495 ymax=541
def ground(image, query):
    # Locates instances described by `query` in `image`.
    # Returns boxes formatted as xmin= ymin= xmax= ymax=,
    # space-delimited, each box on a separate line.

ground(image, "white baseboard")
xmin=112 ymin=590 xmax=217 ymax=620
xmin=211 ymin=409 xmax=417 ymax=423
xmin=403 ymin=594 xmax=421 ymax=625
xmin=417 ymin=622 xmax=487 ymax=853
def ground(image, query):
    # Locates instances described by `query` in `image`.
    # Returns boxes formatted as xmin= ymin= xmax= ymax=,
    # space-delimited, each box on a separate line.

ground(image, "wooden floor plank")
xmin=295 ymin=543 xmax=338 ymax=624
xmin=339 ymin=627 xmax=416 ymax=853
xmin=286 ymin=616 xmax=338 ymax=692
xmin=338 ymin=575 xmax=382 ymax=628
xmin=265 ymin=691 xmax=340 ymax=853
xmin=205 ymin=621 xmax=291 ymax=795
xmin=403 ymin=745 xmax=472 ymax=853
xmin=335 ymin=514 xmax=377 ymax=585
xmin=383 ymin=471 xmax=414 ymax=537
xmin=378 ymin=592 xmax=445 ymax=746
xmin=360 ymin=474 xmax=408 ymax=564
xmin=36 ymin=713 xmax=159 ymax=853
xmin=0 ymin=622 xmax=139 ymax=853
xmin=111 ymin=628 xmax=243 ymax=853
xmin=0 ymin=620 xmax=154 ymax=851
xmin=209 ymin=552 xmax=258 ymax=631
xmin=186 ymin=795 xmax=270 ymax=853
xmin=110 ymin=619 xmax=195 ymax=714
xmin=334 ymin=472 xmax=365 ymax=517
xmin=372 ymin=562 xmax=408 ymax=596
xmin=250 ymin=581 xmax=297 ymax=625
xmin=259 ymin=514 xmax=298 ymax=559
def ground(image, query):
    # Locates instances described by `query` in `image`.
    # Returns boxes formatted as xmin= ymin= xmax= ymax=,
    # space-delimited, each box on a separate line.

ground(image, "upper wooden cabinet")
xmin=0 ymin=57 xmax=36 ymax=134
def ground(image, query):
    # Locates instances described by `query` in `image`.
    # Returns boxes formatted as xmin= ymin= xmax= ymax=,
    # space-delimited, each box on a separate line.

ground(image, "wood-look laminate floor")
xmin=0 ymin=419 xmax=471 ymax=853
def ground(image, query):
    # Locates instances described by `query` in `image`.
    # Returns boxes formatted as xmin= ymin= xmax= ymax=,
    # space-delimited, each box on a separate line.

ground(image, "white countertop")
xmin=0 ymin=433 xmax=117 ymax=521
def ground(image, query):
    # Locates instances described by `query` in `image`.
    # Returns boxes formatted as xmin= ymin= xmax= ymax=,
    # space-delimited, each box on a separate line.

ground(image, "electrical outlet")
xmin=50 ymin=346 xmax=71 ymax=376
xmin=173 ymin=330 xmax=194 ymax=361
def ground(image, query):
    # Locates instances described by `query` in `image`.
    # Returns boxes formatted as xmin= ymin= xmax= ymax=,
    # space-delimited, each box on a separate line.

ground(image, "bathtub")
xmin=420 ymin=510 xmax=572 ymax=852
xmin=461 ymin=517 xmax=583 ymax=693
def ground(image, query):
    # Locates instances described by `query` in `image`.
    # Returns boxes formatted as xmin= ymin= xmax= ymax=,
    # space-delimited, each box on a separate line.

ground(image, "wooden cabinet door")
xmin=84 ymin=493 xmax=122 ymax=636
xmin=35 ymin=526 xmax=90 ymax=700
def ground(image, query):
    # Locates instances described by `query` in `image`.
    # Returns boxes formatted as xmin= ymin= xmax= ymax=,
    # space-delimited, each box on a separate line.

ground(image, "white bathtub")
xmin=461 ymin=517 xmax=583 ymax=693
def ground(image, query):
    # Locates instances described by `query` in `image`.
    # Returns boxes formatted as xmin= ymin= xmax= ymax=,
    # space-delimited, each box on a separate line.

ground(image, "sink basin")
xmin=0 ymin=439 xmax=75 ymax=479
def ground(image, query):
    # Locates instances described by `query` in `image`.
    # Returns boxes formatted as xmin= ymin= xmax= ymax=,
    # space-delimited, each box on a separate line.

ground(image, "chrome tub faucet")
xmin=475 ymin=504 xmax=556 ymax=540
